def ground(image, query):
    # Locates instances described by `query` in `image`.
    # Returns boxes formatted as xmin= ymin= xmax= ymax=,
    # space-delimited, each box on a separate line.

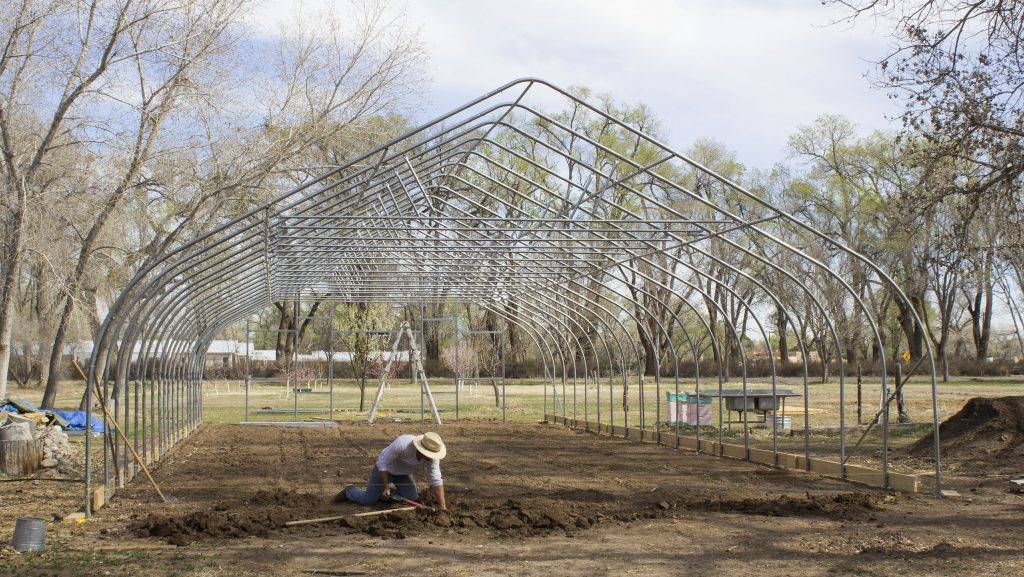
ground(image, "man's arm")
xmin=375 ymin=437 xmax=403 ymax=499
xmin=426 ymin=458 xmax=446 ymax=510
xmin=379 ymin=470 xmax=391 ymax=499
xmin=432 ymin=483 xmax=447 ymax=511
xmin=376 ymin=438 xmax=400 ymax=470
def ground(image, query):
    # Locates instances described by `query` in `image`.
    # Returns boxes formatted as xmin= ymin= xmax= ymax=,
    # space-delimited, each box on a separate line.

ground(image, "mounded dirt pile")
xmin=341 ymin=491 xmax=881 ymax=539
xmin=131 ymin=489 xmax=883 ymax=545
xmin=345 ymin=498 xmax=599 ymax=539
xmin=130 ymin=489 xmax=325 ymax=546
xmin=908 ymin=396 xmax=1024 ymax=463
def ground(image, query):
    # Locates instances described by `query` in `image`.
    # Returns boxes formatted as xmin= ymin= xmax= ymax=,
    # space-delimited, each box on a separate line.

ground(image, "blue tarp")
xmin=0 ymin=399 xmax=104 ymax=433
xmin=1 ymin=399 xmax=39 ymax=414
xmin=44 ymin=410 xmax=104 ymax=433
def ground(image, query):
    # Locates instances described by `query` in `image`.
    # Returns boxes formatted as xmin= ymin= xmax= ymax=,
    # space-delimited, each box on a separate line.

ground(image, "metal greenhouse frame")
xmin=84 ymin=78 xmax=943 ymax=513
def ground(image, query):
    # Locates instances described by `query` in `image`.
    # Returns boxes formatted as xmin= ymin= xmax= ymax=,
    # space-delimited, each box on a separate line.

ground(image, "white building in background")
xmin=17 ymin=339 xmax=403 ymax=370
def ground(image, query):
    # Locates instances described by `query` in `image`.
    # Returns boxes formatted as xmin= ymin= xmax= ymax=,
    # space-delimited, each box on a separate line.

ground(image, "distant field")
xmin=25 ymin=374 xmax=1022 ymax=479
xmin=29 ymin=374 xmax=1024 ymax=429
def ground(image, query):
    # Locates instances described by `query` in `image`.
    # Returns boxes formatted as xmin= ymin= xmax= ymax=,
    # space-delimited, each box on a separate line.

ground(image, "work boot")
xmin=332 ymin=485 xmax=354 ymax=504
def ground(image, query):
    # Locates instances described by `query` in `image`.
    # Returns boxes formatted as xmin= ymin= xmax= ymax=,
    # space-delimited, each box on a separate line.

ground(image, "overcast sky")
xmin=255 ymin=0 xmax=900 ymax=169
xmin=410 ymin=0 xmax=902 ymax=169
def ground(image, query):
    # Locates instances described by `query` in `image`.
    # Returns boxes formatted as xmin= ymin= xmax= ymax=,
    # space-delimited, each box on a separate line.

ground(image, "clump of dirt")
xmin=130 ymin=489 xmax=325 ymax=546
xmin=908 ymin=396 xmax=1024 ymax=464
xmin=131 ymin=508 xmax=291 ymax=546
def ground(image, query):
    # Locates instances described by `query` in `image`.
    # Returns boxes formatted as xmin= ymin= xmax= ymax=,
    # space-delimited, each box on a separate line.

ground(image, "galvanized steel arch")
xmin=86 ymin=78 xmax=944 ymax=513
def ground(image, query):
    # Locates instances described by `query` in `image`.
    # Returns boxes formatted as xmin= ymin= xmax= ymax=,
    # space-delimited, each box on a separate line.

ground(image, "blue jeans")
xmin=345 ymin=466 xmax=419 ymax=505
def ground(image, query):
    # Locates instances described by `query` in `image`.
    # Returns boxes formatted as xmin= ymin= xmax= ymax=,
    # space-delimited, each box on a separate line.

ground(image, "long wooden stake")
xmin=72 ymin=359 xmax=170 ymax=502
xmin=284 ymin=506 xmax=415 ymax=527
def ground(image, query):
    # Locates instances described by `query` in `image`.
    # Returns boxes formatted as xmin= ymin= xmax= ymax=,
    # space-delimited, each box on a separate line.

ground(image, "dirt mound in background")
xmin=908 ymin=396 xmax=1024 ymax=463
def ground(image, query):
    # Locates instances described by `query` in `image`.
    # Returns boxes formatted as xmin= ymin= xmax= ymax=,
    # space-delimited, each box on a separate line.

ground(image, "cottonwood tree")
xmin=831 ymin=0 xmax=1024 ymax=210
xmin=38 ymin=0 xmax=251 ymax=407
xmin=678 ymin=139 xmax=763 ymax=380
xmin=0 ymin=0 xmax=219 ymax=399
xmin=331 ymin=301 xmax=395 ymax=411
xmin=922 ymin=201 xmax=968 ymax=381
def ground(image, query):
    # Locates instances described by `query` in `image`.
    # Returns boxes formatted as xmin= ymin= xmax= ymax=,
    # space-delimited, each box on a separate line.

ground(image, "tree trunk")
xmin=895 ymin=293 xmax=926 ymax=361
xmin=968 ymin=282 xmax=994 ymax=360
xmin=979 ymin=279 xmax=993 ymax=359
xmin=423 ymin=302 xmax=444 ymax=364
xmin=358 ymin=375 xmax=366 ymax=411
xmin=504 ymin=299 xmax=521 ymax=377
xmin=938 ymin=341 xmax=949 ymax=382
xmin=42 ymin=231 xmax=106 ymax=406
xmin=776 ymin=304 xmax=789 ymax=370
xmin=966 ymin=250 xmax=995 ymax=361
xmin=274 ymin=300 xmax=295 ymax=369
xmin=636 ymin=318 xmax=657 ymax=377
xmin=296 ymin=301 xmax=322 ymax=343
xmin=46 ymin=194 xmax=134 ymax=408
xmin=0 ymin=198 xmax=27 ymax=399
xmin=0 ymin=438 xmax=41 ymax=476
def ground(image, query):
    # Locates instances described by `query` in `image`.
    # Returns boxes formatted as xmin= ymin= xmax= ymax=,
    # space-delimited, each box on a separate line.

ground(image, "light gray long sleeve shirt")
xmin=375 ymin=434 xmax=443 ymax=487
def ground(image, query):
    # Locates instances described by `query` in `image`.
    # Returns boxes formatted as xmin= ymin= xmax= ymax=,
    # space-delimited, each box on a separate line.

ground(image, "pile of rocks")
xmin=39 ymin=425 xmax=72 ymax=471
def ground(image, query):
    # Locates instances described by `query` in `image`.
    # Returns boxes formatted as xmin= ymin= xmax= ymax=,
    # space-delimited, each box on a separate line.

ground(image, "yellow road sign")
xmin=901 ymin=351 xmax=911 ymax=362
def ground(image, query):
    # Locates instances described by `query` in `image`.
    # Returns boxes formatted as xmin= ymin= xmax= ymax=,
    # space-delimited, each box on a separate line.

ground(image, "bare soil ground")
xmin=3 ymin=420 xmax=1023 ymax=577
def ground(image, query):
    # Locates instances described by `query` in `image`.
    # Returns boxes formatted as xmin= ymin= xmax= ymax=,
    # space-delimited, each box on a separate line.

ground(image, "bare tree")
xmin=0 ymin=0 xmax=424 ymax=402
xmin=830 ymin=1 xmax=1024 ymax=210
xmin=0 ymin=0 xmax=195 ymax=398
xmin=39 ymin=0 xmax=252 ymax=407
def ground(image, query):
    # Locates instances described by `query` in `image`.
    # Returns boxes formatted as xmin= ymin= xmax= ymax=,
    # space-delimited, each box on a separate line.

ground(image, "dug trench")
xmin=119 ymin=422 xmax=888 ymax=546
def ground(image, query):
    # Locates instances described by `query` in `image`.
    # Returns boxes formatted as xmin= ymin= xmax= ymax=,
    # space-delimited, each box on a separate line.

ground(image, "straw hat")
xmin=412 ymin=432 xmax=447 ymax=460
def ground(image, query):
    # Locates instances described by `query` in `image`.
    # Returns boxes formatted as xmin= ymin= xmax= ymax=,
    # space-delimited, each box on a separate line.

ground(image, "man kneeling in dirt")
xmin=337 ymin=432 xmax=448 ymax=511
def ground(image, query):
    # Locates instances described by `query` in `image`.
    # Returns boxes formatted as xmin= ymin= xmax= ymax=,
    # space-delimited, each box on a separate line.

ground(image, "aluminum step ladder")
xmin=366 ymin=321 xmax=441 ymax=425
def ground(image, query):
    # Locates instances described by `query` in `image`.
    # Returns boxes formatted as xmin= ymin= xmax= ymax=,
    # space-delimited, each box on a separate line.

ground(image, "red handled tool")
xmin=390 ymin=495 xmax=430 ymax=510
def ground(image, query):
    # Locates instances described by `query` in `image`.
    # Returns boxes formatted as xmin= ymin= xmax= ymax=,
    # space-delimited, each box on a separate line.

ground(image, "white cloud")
xmin=253 ymin=0 xmax=901 ymax=169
